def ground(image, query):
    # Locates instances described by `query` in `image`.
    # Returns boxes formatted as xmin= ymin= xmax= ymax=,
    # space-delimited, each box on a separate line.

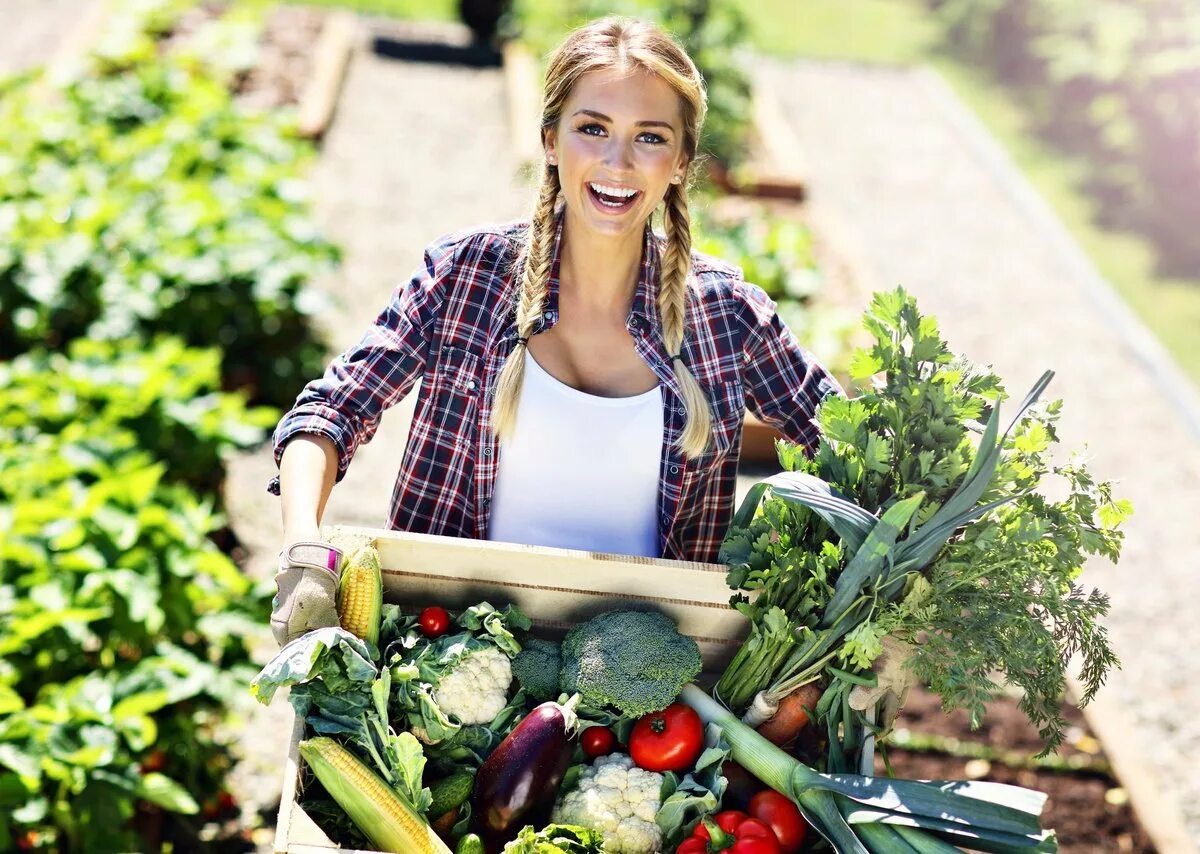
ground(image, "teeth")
xmin=589 ymin=182 xmax=637 ymax=198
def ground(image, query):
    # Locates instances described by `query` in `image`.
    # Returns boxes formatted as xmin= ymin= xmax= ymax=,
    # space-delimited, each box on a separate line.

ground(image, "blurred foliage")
xmin=0 ymin=337 xmax=274 ymax=851
xmin=928 ymin=0 xmax=1200 ymax=277
xmin=1 ymin=337 xmax=278 ymax=501
xmin=0 ymin=1 xmax=328 ymax=849
xmin=693 ymin=203 xmax=857 ymax=381
xmin=0 ymin=0 xmax=339 ymax=409
xmin=506 ymin=0 xmax=755 ymax=169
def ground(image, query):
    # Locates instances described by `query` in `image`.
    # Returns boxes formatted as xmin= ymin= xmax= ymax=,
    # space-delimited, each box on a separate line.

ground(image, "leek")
xmin=680 ymin=684 xmax=1057 ymax=853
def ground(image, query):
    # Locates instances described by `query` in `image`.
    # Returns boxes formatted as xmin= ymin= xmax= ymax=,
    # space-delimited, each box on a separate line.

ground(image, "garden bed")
xmin=882 ymin=688 xmax=1155 ymax=852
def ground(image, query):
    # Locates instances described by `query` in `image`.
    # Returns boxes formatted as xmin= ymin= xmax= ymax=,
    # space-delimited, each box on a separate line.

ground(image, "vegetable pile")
xmin=252 ymin=290 xmax=1128 ymax=852
xmin=252 ymin=565 xmax=735 ymax=854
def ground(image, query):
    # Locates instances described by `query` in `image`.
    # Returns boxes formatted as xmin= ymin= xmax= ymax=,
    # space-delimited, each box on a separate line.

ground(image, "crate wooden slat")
xmin=274 ymin=526 xmax=749 ymax=852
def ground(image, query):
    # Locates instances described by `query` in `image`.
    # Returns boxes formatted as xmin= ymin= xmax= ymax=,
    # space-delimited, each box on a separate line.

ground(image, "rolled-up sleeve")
xmin=267 ymin=234 xmax=462 ymax=494
xmin=738 ymin=281 xmax=845 ymax=454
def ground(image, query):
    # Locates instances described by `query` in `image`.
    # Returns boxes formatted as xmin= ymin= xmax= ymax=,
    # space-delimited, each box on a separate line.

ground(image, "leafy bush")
xmin=0 ymin=5 xmax=339 ymax=407
xmin=1 ymin=337 xmax=277 ymax=499
xmin=0 ymin=2 xmax=326 ymax=848
xmin=1 ymin=415 xmax=272 ymax=850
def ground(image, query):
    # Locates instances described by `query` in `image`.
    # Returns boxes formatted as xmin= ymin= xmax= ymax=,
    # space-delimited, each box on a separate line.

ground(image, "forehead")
xmin=565 ymin=67 xmax=683 ymax=126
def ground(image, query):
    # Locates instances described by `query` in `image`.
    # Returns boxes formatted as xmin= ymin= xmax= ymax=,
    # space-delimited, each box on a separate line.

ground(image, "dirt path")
xmin=0 ymin=0 xmax=98 ymax=77
xmin=758 ymin=56 xmax=1200 ymax=841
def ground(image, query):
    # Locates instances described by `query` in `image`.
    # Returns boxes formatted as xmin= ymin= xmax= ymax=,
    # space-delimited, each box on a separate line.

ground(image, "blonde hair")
xmin=490 ymin=15 xmax=713 ymax=459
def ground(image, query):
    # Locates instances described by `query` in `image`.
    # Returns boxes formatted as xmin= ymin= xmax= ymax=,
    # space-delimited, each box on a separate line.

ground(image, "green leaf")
xmin=135 ymin=772 xmax=199 ymax=814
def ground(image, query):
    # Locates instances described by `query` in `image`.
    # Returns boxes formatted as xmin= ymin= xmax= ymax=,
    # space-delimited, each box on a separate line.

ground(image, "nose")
xmin=603 ymin=135 xmax=636 ymax=173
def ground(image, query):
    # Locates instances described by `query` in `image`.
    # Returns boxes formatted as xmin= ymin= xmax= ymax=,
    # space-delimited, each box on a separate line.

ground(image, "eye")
xmin=577 ymin=123 xmax=667 ymax=145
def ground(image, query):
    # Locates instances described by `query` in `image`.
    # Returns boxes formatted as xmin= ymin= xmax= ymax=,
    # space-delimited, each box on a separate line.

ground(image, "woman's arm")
xmin=738 ymin=282 xmax=845 ymax=453
xmin=279 ymin=433 xmax=338 ymax=547
xmin=267 ymin=231 xmax=468 ymax=500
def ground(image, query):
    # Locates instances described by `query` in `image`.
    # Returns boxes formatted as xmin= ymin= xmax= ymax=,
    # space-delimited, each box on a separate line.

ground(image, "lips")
xmin=586 ymin=182 xmax=641 ymax=214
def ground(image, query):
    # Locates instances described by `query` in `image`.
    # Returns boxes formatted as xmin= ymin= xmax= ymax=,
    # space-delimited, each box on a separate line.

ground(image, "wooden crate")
xmin=273 ymin=525 xmax=750 ymax=853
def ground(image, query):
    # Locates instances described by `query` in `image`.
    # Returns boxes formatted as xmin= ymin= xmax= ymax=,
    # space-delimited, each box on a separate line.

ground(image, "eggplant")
xmin=471 ymin=695 xmax=580 ymax=849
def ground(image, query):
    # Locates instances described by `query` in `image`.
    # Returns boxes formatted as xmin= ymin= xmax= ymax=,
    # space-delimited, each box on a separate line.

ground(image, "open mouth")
xmin=587 ymin=182 xmax=641 ymax=213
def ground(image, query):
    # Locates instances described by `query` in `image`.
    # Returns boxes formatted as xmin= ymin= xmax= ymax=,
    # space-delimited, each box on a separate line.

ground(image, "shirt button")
xmin=482 ymin=447 xmax=492 ymax=456
xmin=669 ymin=464 xmax=679 ymax=474
xmin=466 ymin=380 xmax=476 ymax=391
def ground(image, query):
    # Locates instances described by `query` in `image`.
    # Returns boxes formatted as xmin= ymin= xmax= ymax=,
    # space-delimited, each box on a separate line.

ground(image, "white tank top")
xmin=486 ymin=348 xmax=664 ymax=557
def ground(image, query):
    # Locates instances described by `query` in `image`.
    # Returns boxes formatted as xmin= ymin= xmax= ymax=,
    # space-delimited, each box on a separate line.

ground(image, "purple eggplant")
xmin=472 ymin=695 xmax=580 ymax=849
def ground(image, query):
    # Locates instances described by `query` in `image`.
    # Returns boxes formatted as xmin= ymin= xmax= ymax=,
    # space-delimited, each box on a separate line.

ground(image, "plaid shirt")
xmin=269 ymin=207 xmax=844 ymax=563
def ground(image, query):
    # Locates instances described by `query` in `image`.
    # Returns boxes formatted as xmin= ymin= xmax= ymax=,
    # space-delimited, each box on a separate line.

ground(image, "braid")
xmin=660 ymin=181 xmax=713 ymax=459
xmin=491 ymin=161 xmax=560 ymax=443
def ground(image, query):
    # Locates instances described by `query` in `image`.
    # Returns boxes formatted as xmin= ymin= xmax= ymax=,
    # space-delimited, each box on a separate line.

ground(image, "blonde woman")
xmin=268 ymin=17 xmax=843 ymax=646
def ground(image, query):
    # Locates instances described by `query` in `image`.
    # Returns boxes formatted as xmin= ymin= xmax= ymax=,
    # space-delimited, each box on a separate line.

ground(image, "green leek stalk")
xmin=680 ymin=684 xmax=1058 ymax=853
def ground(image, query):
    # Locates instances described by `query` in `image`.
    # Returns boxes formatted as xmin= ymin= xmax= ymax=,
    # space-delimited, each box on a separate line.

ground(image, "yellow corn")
xmin=337 ymin=543 xmax=382 ymax=646
xmin=299 ymin=737 xmax=453 ymax=854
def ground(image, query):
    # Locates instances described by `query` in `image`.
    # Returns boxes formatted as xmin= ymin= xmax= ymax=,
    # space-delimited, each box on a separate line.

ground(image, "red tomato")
xmin=629 ymin=703 xmax=704 ymax=773
xmin=418 ymin=606 xmax=451 ymax=638
xmin=748 ymin=790 xmax=809 ymax=853
xmin=580 ymin=725 xmax=617 ymax=759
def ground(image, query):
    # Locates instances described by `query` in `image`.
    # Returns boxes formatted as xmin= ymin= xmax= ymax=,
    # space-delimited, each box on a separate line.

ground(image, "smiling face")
xmin=544 ymin=67 xmax=690 ymax=239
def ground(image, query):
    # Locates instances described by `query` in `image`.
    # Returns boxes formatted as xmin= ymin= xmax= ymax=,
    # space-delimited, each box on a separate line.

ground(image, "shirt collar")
xmin=522 ymin=205 xmax=664 ymax=337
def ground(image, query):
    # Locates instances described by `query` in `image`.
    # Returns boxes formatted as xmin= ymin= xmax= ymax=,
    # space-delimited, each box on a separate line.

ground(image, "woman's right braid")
xmin=490 ymin=162 xmax=561 ymax=442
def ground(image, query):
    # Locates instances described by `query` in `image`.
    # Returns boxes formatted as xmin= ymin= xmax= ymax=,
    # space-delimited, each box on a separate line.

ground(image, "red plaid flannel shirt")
xmin=269 ymin=208 xmax=844 ymax=563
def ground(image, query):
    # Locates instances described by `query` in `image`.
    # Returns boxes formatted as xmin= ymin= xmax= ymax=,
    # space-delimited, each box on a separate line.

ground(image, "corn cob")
xmin=337 ymin=543 xmax=382 ymax=645
xmin=299 ymin=737 xmax=453 ymax=854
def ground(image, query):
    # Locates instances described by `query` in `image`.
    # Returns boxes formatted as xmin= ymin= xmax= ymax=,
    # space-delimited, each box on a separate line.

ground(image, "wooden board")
xmin=273 ymin=526 xmax=749 ymax=852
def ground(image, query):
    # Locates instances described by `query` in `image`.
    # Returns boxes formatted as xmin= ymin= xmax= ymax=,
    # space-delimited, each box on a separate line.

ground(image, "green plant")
xmin=0 ymin=3 xmax=339 ymax=408
xmin=0 ymin=337 xmax=276 ymax=499
xmin=0 ymin=417 xmax=272 ymax=850
xmin=717 ymin=288 xmax=1127 ymax=762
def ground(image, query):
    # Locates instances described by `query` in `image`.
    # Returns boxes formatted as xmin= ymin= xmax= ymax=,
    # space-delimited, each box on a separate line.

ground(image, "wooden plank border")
xmin=297 ymin=11 xmax=359 ymax=140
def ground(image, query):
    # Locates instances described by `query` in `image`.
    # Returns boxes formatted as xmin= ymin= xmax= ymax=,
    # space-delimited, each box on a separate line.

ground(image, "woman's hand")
xmin=270 ymin=538 xmax=344 ymax=646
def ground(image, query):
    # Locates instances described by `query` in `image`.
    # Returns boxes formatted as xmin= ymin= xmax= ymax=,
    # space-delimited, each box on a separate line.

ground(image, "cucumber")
xmin=429 ymin=770 xmax=475 ymax=818
xmin=455 ymin=833 xmax=485 ymax=854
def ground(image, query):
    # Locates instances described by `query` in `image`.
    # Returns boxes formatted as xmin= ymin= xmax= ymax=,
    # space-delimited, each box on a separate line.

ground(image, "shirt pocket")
xmin=686 ymin=378 xmax=744 ymax=474
xmin=428 ymin=344 xmax=482 ymax=448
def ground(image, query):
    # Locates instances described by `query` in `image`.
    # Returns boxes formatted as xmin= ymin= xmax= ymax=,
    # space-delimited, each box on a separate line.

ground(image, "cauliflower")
xmin=552 ymin=753 xmax=664 ymax=854
xmin=434 ymin=646 xmax=512 ymax=725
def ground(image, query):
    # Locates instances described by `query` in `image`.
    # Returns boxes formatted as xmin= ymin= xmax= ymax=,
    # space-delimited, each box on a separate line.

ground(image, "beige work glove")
xmin=848 ymin=635 xmax=919 ymax=732
xmin=270 ymin=541 xmax=344 ymax=647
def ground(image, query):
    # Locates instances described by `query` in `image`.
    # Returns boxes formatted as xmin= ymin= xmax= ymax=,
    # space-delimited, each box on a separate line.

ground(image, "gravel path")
xmin=0 ymin=0 xmax=98 ymax=77
xmin=757 ymin=56 xmax=1200 ymax=842
xmin=222 ymin=18 xmax=531 ymax=844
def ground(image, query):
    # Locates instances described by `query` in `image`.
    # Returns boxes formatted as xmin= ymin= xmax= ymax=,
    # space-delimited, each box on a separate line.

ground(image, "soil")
xmin=879 ymin=687 xmax=1156 ymax=852
xmin=235 ymin=4 xmax=326 ymax=109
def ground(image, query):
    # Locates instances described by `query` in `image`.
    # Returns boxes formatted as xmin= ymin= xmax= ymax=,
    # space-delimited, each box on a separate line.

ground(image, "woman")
xmin=268 ymin=16 xmax=843 ymax=646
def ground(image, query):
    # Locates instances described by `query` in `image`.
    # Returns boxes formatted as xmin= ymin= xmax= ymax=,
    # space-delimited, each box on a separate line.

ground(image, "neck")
xmin=558 ymin=206 xmax=647 ymax=316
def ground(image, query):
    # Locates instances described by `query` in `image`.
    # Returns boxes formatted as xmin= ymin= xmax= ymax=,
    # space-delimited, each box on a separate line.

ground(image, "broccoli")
xmin=511 ymin=637 xmax=562 ymax=701
xmin=559 ymin=610 xmax=702 ymax=718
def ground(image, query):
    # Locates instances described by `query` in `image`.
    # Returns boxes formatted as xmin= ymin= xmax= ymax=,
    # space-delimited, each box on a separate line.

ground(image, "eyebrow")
xmin=571 ymin=109 xmax=675 ymax=131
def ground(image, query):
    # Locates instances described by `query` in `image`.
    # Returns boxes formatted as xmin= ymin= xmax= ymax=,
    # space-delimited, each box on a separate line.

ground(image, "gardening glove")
xmin=270 ymin=541 xmax=343 ymax=647
xmin=848 ymin=635 xmax=918 ymax=732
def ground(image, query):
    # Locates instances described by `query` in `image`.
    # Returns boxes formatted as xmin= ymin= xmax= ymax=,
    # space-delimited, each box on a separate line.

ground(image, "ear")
xmin=543 ymin=127 xmax=558 ymax=164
